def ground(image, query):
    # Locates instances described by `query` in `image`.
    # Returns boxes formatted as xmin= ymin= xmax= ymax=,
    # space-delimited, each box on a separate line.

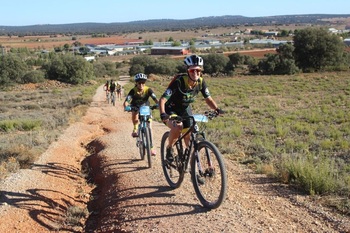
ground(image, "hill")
xmin=1 ymin=14 xmax=350 ymax=35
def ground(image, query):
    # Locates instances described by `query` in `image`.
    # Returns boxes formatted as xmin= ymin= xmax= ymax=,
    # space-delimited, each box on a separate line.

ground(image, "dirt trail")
xmin=1 ymin=83 xmax=349 ymax=233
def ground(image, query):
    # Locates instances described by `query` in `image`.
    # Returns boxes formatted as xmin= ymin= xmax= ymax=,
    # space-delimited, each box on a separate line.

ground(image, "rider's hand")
xmin=160 ymin=113 xmax=169 ymax=122
xmin=124 ymin=106 xmax=131 ymax=112
xmin=215 ymin=108 xmax=224 ymax=115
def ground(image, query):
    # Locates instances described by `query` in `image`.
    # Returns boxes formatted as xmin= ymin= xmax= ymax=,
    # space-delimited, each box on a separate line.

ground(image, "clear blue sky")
xmin=2 ymin=0 xmax=350 ymax=26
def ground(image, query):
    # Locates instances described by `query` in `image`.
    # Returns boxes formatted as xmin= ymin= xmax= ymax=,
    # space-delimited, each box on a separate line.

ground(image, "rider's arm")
xmin=205 ymin=96 xmax=218 ymax=110
xmin=159 ymin=96 xmax=167 ymax=114
xmin=123 ymin=89 xmax=134 ymax=108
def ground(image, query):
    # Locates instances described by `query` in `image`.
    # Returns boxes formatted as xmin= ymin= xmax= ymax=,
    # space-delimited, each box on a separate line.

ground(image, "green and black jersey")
xmin=161 ymin=74 xmax=211 ymax=115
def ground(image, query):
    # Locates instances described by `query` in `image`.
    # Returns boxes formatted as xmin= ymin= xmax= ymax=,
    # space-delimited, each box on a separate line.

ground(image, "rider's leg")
xmin=131 ymin=111 xmax=139 ymax=136
xmin=165 ymin=121 xmax=182 ymax=161
xmin=166 ymin=120 xmax=182 ymax=148
xmin=149 ymin=119 xmax=157 ymax=156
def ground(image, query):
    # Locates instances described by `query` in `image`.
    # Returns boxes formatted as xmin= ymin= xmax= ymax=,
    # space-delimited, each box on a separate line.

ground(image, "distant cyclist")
xmin=103 ymin=80 xmax=110 ymax=101
xmin=116 ymin=82 xmax=122 ymax=101
xmin=123 ymin=73 xmax=159 ymax=155
xmin=158 ymin=55 xmax=223 ymax=163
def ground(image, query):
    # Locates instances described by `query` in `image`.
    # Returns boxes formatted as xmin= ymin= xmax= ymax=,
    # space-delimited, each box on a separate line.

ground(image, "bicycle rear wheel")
xmin=191 ymin=140 xmax=227 ymax=209
xmin=160 ymin=132 xmax=184 ymax=188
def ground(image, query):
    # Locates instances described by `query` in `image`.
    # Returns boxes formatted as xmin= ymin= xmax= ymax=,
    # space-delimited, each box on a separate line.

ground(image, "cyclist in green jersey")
xmin=159 ymin=55 xmax=223 ymax=163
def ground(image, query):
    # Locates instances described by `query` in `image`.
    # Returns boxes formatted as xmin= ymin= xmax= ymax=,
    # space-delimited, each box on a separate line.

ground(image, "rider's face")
xmin=136 ymin=81 xmax=146 ymax=90
xmin=188 ymin=66 xmax=202 ymax=81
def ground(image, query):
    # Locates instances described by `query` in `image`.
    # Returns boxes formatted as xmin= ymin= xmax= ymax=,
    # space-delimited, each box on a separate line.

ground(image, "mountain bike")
xmin=160 ymin=111 xmax=227 ymax=209
xmin=129 ymin=105 xmax=158 ymax=168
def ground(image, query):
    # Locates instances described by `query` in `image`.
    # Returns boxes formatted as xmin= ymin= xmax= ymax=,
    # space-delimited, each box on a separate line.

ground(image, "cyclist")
xmin=123 ymin=73 xmax=159 ymax=156
xmin=103 ymin=80 xmax=110 ymax=101
xmin=116 ymin=82 xmax=122 ymax=101
xmin=158 ymin=54 xmax=223 ymax=163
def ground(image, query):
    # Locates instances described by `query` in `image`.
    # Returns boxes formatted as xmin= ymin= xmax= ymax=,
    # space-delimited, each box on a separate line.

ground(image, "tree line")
xmin=1 ymin=27 xmax=349 ymax=88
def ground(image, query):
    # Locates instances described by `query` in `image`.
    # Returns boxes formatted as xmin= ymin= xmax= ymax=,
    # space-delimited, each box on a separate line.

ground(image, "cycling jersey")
xmin=161 ymin=74 xmax=211 ymax=128
xmin=125 ymin=86 xmax=157 ymax=108
xmin=162 ymin=74 xmax=210 ymax=112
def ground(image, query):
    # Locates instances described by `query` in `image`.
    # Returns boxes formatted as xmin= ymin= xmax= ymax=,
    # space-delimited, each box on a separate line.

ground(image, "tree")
xmin=202 ymin=54 xmax=230 ymax=76
xmin=0 ymin=54 xmax=29 ymax=86
xmin=42 ymin=54 xmax=94 ymax=84
xmin=293 ymin=27 xmax=346 ymax=72
xmin=258 ymin=44 xmax=299 ymax=75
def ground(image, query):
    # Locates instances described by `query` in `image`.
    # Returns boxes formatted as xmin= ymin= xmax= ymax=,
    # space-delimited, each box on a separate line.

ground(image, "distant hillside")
xmin=1 ymin=14 xmax=350 ymax=36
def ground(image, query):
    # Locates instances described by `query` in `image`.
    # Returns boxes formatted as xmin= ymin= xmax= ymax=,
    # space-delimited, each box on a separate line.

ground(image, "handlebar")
xmin=125 ymin=104 xmax=158 ymax=112
xmin=167 ymin=110 xmax=220 ymax=122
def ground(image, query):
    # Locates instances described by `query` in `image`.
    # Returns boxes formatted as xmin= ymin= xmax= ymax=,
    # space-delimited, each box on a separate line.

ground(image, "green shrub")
xmin=279 ymin=154 xmax=339 ymax=195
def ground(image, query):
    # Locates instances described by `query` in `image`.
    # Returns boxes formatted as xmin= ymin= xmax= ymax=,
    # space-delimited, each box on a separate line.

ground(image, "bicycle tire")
xmin=111 ymin=93 xmax=116 ymax=106
xmin=160 ymin=131 xmax=184 ymax=188
xmin=106 ymin=92 xmax=110 ymax=104
xmin=144 ymin=125 xmax=152 ymax=168
xmin=138 ymin=127 xmax=145 ymax=160
xmin=190 ymin=140 xmax=227 ymax=209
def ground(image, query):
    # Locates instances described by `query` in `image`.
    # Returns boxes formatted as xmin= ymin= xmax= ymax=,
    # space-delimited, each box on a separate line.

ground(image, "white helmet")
xmin=134 ymin=73 xmax=147 ymax=82
xmin=184 ymin=55 xmax=204 ymax=67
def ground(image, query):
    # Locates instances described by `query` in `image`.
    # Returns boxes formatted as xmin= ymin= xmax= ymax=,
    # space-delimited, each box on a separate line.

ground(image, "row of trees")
xmin=0 ymin=27 xmax=349 ymax=87
xmin=0 ymin=52 xmax=120 ymax=87
xmin=129 ymin=28 xmax=350 ymax=77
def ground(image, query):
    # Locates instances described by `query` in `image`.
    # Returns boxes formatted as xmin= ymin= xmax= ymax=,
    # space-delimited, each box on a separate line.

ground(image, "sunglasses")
xmin=137 ymin=81 xmax=146 ymax=84
xmin=188 ymin=69 xmax=201 ymax=74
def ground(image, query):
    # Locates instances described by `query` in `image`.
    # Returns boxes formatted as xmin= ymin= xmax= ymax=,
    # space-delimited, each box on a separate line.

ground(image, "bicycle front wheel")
xmin=138 ymin=128 xmax=145 ymax=160
xmin=143 ymin=125 xmax=152 ymax=168
xmin=160 ymin=132 xmax=184 ymax=188
xmin=111 ymin=93 xmax=116 ymax=106
xmin=191 ymin=140 xmax=227 ymax=209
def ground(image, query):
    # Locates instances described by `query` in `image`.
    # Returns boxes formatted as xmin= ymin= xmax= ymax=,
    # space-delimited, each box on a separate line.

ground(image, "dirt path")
xmin=1 ymin=84 xmax=349 ymax=233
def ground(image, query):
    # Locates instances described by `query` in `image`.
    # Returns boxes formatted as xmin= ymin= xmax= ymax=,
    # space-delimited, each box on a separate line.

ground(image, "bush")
xmin=21 ymin=70 xmax=46 ymax=83
xmin=279 ymin=154 xmax=339 ymax=195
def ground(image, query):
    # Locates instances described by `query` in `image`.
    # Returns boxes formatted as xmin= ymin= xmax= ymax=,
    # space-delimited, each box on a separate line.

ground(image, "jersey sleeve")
xmin=125 ymin=89 xmax=135 ymax=103
xmin=200 ymin=79 xmax=211 ymax=98
xmin=148 ymin=88 xmax=158 ymax=101
xmin=161 ymin=78 xmax=178 ymax=100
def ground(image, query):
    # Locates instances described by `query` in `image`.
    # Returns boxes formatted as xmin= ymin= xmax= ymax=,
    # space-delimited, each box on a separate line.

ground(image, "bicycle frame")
xmin=136 ymin=105 xmax=153 ymax=168
xmin=172 ymin=114 xmax=208 ymax=173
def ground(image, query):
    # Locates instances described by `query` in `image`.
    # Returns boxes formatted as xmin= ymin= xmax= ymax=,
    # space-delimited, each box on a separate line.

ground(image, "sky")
xmin=1 ymin=0 xmax=350 ymax=26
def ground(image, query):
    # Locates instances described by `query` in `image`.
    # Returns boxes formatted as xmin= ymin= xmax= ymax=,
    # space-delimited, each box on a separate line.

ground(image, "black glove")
xmin=160 ymin=113 xmax=169 ymax=121
xmin=215 ymin=108 xmax=224 ymax=115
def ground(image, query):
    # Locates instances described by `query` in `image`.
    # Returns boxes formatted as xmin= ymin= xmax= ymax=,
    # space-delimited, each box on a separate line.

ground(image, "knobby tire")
xmin=160 ymin=131 xmax=185 ymax=188
xmin=190 ymin=140 xmax=227 ymax=209
xmin=138 ymin=127 xmax=145 ymax=160
xmin=144 ymin=125 xmax=152 ymax=168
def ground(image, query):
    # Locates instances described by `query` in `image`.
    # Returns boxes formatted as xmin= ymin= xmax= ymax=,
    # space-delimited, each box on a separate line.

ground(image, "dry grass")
xmin=0 ymin=80 xmax=98 ymax=178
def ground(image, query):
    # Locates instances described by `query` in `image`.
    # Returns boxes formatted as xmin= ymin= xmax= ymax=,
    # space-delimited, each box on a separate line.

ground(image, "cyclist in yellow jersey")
xmin=123 ymin=73 xmax=159 ymax=155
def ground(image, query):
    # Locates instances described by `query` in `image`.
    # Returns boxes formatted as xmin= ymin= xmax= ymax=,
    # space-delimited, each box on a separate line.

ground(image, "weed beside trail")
xmin=146 ymin=72 xmax=350 ymax=214
xmin=0 ymin=82 xmax=98 ymax=178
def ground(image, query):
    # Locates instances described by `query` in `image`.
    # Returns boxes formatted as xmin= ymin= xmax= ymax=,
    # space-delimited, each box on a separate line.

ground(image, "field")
xmin=0 ymin=25 xmax=309 ymax=50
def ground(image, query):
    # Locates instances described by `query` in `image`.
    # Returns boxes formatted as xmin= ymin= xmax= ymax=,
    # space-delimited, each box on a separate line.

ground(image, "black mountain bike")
xmin=160 ymin=111 xmax=227 ymax=209
xmin=129 ymin=105 xmax=157 ymax=168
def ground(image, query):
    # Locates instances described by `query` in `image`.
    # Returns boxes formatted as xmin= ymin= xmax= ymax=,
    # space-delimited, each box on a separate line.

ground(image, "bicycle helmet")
xmin=184 ymin=55 xmax=204 ymax=67
xmin=134 ymin=73 xmax=147 ymax=82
